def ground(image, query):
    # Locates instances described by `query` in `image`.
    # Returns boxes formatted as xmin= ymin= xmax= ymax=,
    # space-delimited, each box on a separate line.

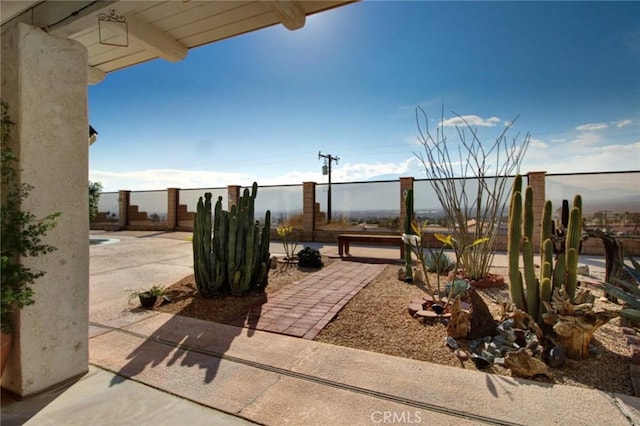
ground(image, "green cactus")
xmin=563 ymin=196 xmax=583 ymax=299
xmin=192 ymin=182 xmax=271 ymax=297
xmin=507 ymin=175 xmax=525 ymax=311
xmin=507 ymin=174 xmax=584 ymax=324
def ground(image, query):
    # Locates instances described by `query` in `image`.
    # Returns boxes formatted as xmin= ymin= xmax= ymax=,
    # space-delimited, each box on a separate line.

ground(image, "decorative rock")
xmin=505 ymin=348 xmax=553 ymax=380
xmin=416 ymin=310 xmax=438 ymax=319
xmin=514 ymin=329 xmax=526 ymax=348
xmin=445 ymin=336 xmax=459 ymax=349
xmin=413 ymin=267 xmax=422 ymax=282
xmin=589 ymin=344 xmax=603 ymax=360
xmin=497 ymin=324 xmax=516 ymax=343
xmin=577 ymin=264 xmax=590 ymax=276
xmin=408 ymin=303 xmax=424 ymax=316
xmin=470 ymin=354 xmax=491 ymax=370
xmin=547 ymin=346 xmax=566 ymax=368
xmin=454 ymin=349 xmax=469 ymax=361
xmin=431 ymin=303 xmax=445 ymax=315
xmin=447 ymin=296 xmax=471 ymax=339
xmin=269 ymin=256 xmax=278 ymax=269
xmin=622 ymin=327 xmax=637 ymax=336
xmin=468 ymin=288 xmax=499 ymax=339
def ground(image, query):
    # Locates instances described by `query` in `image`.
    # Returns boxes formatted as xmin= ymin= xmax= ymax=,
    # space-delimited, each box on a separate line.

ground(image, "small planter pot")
xmin=138 ymin=293 xmax=158 ymax=308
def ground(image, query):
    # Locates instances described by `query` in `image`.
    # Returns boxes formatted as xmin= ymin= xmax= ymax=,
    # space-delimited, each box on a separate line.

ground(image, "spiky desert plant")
xmin=602 ymin=257 xmax=640 ymax=324
xmin=414 ymin=106 xmax=530 ymax=280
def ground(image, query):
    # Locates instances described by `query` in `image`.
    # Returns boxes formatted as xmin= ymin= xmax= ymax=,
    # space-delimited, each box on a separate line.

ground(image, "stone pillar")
xmin=167 ymin=188 xmax=179 ymax=231
xmin=1 ymin=23 xmax=89 ymax=396
xmin=302 ymin=182 xmax=316 ymax=241
xmin=228 ymin=185 xmax=241 ymax=210
xmin=527 ymin=171 xmax=547 ymax=252
xmin=118 ymin=190 xmax=130 ymax=231
xmin=399 ymin=177 xmax=415 ymax=232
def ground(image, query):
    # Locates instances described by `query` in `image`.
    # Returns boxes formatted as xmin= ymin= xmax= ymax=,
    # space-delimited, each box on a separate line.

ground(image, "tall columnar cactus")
xmin=507 ymin=175 xmax=583 ymax=324
xmin=507 ymin=175 xmax=525 ymax=311
xmin=403 ymin=188 xmax=414 ymax=282
xmin=192 ymin=182 xmax=271 ymax=297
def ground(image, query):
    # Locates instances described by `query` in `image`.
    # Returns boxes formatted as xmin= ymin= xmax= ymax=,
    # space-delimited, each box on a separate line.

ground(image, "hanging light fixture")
xmin=98 ymin=9 xmax=128 ymax=47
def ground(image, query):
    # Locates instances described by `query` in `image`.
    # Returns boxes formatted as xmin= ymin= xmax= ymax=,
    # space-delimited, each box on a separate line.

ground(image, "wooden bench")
xmin=338 ymin=234 xmax=405 ymax=259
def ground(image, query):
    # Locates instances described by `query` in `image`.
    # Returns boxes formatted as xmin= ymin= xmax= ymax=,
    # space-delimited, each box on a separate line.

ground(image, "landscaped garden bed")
xmin=152 ymin=260 xmax=631 ymax=396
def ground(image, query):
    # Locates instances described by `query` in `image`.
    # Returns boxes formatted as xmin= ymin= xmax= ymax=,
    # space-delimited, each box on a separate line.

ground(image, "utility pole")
xmin=319 ymin=151 xmax=339 ymax=223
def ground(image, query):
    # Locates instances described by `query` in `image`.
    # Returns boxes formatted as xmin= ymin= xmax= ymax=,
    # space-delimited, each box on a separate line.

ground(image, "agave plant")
xmin=602 ymin=257 xmax=640 ymax=323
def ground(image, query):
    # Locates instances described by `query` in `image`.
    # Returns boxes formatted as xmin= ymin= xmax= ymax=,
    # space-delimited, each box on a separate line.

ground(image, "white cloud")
xmin=522 ymin=141 xmax=640 ymax=173
xmin=440 ymin=115 xmax=501 ymax=128
xmin=90 ymin=169 xmax=253 ymax=192
xmin=568 ymin=132 xmax=601 ymax=145
xmin=90 ymin=158 xmax=421 ymax=192
xmin=612 ymin=119 xmax=632 ymax=128
xmin=529 ymin=138 xmax=548 ymax=149
xmin=332 ymin=157 xmax=417 ymax=182
xmin=575 ymin=123 xmax=608 ymax=131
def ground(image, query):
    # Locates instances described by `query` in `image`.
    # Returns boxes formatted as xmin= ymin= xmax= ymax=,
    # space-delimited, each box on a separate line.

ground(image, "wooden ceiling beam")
xmin=88 ymin=66 xmax=106 ymax=85
xmin=123 ymin=13 xmax=187 ymax=62
xmin=267 ymin=1 xmax=306 ymax=31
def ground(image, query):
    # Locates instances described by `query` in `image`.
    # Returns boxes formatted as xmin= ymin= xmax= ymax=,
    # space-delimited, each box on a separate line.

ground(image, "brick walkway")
xmin=228 ymin=261 xmax=387 ymax=339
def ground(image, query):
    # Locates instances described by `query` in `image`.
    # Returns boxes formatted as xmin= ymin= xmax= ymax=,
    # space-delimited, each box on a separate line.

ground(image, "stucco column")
xmin=1 ymin=23 xmax=89 ymax=396
xmin=167 ymin=188 xmax=179 ymax=231
xmin=400 ymin=177 xmax=415 ymax=231
xmin=527 ymin=171 xmax=547 ymax=252
xmin=302 ymin=181 xmax=316 ymax=241
xmin=118 ymin=190 xmax=130 ymax=230
xmin=228 ymin=185 xmax=241 ymax=210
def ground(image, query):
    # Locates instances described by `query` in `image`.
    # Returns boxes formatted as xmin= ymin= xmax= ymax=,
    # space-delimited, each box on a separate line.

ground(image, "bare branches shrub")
xmin=414 ymin=106 xmax=530 ymax=280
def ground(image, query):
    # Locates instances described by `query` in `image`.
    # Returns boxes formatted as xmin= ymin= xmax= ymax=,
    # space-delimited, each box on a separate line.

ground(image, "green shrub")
xmin=297 ymin=247 xmax=323 ymax=269
xmin=88 ymin=180 xmax=102 ymax=221
xmin=1 ymin=102 xmax=60 ymax=334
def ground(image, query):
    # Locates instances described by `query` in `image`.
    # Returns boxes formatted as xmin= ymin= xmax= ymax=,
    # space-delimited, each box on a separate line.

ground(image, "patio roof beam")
xmin=88 ymin=66 xmax=106 ymax=85
xmin=123 ymin=13 xmax=187 ymax=62
xmin=268 ymin=1 xmax=306 ymax=31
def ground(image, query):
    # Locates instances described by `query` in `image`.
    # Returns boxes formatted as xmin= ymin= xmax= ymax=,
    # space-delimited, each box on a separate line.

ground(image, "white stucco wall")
xmin=1 ymin=22 xmax=89 ymax=396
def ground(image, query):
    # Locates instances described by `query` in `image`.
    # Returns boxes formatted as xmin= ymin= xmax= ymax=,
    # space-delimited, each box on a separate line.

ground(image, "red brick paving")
xmin=228 ymin=261 xmax=387 ymax=339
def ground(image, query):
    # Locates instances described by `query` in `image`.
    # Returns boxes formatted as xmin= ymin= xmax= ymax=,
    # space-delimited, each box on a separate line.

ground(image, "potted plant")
xmin=1 ymin=102 xmax=60 ymax=375
xmin=128 ymin=285 xmax=166 ymax=308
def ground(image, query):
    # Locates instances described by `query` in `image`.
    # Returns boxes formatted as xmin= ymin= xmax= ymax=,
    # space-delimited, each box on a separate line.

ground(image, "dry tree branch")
xmin=413 ymin=106 xmax=531 ymax=279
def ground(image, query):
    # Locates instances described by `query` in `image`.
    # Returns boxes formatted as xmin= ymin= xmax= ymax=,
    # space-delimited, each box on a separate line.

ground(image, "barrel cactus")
xmin=192 ymin=182 xmax=271 ymax=297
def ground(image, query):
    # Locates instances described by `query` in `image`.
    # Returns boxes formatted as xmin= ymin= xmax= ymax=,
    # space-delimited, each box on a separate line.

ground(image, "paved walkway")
xmin=228 ymin=261 xmax=387 ymax=339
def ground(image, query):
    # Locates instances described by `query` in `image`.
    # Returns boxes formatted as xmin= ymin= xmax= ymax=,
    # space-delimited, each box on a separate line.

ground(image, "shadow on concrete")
xmin=109 ymin=298 xmax=261 ymax=386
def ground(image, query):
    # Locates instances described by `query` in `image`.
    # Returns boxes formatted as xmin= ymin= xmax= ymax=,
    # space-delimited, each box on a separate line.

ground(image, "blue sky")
xmin=89 ymin=1 xmax=640 ymax=192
